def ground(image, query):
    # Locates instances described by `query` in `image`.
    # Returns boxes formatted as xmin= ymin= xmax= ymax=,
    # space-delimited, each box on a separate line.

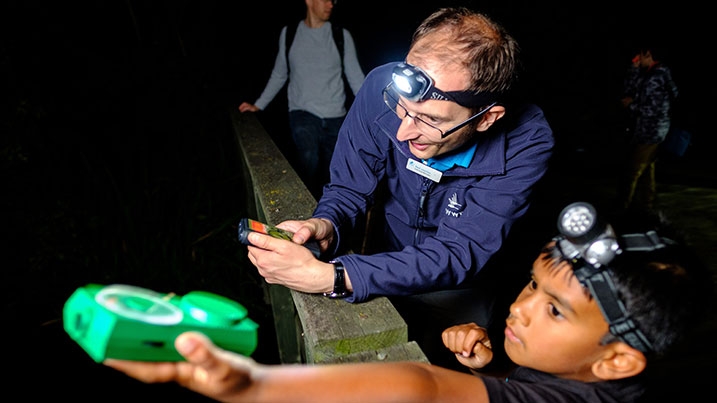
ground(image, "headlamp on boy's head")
xmin=556 ymin=202 xmax=621 ymax=268
xmin=390 ymin=62 xmax=497 ymax=108
xmin=554 ymin=202 xmax=673 ymax=353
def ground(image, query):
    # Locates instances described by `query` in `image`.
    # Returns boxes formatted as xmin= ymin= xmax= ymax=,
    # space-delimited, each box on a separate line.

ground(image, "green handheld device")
xmin=63 ymin=284 xmax=258 ymax=362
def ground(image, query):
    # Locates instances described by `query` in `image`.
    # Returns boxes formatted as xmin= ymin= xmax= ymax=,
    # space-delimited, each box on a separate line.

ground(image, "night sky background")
xmin=3 ymin=0 xmax=713 ymax=401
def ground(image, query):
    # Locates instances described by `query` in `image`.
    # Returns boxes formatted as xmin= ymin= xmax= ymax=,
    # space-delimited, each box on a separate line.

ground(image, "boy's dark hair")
xmin=607 ymin=211 xmax=713 ymax=355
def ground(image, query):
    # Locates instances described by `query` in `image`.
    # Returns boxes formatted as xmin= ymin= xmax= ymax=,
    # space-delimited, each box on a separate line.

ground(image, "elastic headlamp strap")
xmin=444 ymin=90 xmax=498 ymax=109
xmin=620 ymin=230 xmax=671 ymax=250
xmin=574 ymin=264 xmax=653 ymax=353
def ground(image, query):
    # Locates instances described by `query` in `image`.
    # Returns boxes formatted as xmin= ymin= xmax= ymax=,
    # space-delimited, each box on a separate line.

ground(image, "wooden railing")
xmin=231 ymin=110 xmax=428 ymax=364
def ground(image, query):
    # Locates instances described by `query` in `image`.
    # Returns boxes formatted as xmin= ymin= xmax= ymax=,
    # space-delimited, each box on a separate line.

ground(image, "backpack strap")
xmin=284 ymin=22 xmax=297 ymax=75
xmin=331 ymin=23 xmax=345 ymax=73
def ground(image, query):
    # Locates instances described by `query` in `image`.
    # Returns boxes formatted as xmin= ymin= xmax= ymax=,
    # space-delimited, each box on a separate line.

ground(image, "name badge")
xmin=406 ymin=159 xmax=443 ymax=182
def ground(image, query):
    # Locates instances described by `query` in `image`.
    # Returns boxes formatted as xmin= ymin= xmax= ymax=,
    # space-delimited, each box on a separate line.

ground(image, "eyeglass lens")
xmin=383 ymin=87 xmax=444 ymax=138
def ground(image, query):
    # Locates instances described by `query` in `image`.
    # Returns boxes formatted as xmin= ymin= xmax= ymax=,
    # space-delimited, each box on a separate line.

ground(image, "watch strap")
xmin=323 ymin=260 xmax=351 ymax=299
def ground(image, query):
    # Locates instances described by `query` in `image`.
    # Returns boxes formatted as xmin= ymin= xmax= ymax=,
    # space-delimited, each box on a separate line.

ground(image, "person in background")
xmin=106 ymin=202 xmax=712 ymax=403
xmin=617 ymin=44 xmax=678 ymax=212
xmin=243 ymin=7 xmax=554 ymax=370
xmin=238 ymin=0 xmax=365 ymax=198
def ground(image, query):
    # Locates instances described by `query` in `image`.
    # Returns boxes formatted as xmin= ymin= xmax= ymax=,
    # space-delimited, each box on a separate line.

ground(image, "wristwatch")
xmin=323 ymin=260 xmax=351 ymax=299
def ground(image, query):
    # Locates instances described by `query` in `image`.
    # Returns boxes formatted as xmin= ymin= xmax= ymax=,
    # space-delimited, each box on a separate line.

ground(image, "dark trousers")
xmin=288 ymin=110 xmax=344 ymax=199
xmin=617 ymin=143 xmax=660 ymax=211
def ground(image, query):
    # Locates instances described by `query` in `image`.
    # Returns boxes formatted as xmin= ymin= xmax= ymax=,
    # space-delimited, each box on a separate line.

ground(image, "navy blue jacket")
xmin=314 ymin=62 xmax=555 ymax=303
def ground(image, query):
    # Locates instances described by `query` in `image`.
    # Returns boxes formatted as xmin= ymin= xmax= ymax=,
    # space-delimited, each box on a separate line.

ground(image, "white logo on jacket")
xmin=445 ymin=193 xmax=462 ymax=217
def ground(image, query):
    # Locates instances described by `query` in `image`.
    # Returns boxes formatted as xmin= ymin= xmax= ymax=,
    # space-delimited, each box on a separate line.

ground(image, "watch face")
xmin=95 ymin=284 xmax=184 ymax=325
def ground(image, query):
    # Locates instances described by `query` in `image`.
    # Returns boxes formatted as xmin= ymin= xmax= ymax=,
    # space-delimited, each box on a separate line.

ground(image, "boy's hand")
xmin=105 ymin=332 xmax=263 ymax=401
xmin=442 ymin=323 xmax=493 ymax=370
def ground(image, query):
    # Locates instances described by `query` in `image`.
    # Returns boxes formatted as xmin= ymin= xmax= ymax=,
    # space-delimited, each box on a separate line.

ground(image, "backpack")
xmin=284 ymin=21 xmax=354 ymax=107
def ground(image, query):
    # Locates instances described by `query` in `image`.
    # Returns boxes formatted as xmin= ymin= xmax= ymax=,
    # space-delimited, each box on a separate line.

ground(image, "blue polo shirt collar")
xmin=424 ymin=143 xmax=477 ymax=172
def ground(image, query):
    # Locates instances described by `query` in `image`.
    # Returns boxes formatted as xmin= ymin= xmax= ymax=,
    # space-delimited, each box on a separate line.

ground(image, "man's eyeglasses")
xmin=383 ymin=83 xmax=496 ymax=139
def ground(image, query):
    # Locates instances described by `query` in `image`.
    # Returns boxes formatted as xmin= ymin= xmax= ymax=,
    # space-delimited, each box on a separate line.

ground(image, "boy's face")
xmin=503 ymin=251 xmax=612 ymax=382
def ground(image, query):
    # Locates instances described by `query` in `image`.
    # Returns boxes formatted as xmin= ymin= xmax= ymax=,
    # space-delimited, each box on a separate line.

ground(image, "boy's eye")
xmin=550 ymin=304 xmax=563 ymax=318
xmin=528 ymin=279 xmax=537 ymax=290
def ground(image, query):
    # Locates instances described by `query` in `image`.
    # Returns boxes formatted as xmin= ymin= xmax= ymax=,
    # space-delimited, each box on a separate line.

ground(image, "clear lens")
xmin=383 ymin=85 xmax=443 ymax=138
xmin=560 ymin=204 xmax=595 ymax=237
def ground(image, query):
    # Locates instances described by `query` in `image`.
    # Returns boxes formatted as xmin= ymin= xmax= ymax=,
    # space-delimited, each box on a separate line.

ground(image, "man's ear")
xmin=475 ymin=105 xmax=506 ymax=131
xmin=592 ymin=342 xmax=647 ymax=381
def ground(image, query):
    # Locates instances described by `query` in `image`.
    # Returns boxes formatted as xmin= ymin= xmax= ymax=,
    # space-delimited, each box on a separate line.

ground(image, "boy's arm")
xmin=105 ymin=331 xmax=491 ymax=403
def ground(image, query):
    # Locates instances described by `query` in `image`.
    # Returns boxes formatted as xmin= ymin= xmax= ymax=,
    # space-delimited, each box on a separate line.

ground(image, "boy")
xmin=105 ymin=202 xmax=712 ymax=402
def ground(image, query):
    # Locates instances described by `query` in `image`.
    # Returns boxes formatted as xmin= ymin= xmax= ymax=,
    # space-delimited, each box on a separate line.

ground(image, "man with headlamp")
xmin=245 ymin=7 xmax=555 ymax=368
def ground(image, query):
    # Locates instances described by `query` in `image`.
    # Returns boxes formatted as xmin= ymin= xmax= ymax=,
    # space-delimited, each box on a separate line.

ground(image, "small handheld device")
xmin=238 ymin=218 xmax=320 ymax=258
xmin=63 ymin=284 xmax=259 ymax=362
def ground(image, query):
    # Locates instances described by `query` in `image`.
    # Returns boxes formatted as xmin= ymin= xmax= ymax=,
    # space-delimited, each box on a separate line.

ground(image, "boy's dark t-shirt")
xmin=481 ymin=367 xmax=645 ymax=403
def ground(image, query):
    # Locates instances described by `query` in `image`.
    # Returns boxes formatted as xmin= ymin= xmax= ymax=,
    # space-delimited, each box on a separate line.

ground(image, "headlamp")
xmin=554 ymin=202 xmax=673 ymax=353
xmin=390 ymin=62 xmax=497 ymax=108
xmin=556 ymin=202 xmax=621 ymax=268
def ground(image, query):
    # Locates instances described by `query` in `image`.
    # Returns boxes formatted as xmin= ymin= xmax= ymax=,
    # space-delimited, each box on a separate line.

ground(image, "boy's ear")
xmin=475 ymin=105 xmax=505 ymax=131
xmin=592 ymin=342 xmax=647 ymax=381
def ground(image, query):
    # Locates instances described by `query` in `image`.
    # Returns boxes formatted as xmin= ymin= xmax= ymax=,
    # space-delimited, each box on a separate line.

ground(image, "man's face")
xmin=503 ymin=252 xmax=611 ymax=382
xmin=394 ymin=56 xmax=480 ymax=160
xmin=308 ymin=0 xmax=334 ymax=21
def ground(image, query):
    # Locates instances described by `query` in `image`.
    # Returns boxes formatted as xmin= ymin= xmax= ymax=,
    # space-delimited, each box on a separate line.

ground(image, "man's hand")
xmin=238 ymin=102 xmax=260 ymax=113
xmin=631 ymin=54 xmax=641 ymax=68
xmin=277 ymin=218 xmax=335 ymax=252
xmin=442 ymin=323 xmax=493 ymax=370
xmin=247 ymin=230 xmax=336 ymax=294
